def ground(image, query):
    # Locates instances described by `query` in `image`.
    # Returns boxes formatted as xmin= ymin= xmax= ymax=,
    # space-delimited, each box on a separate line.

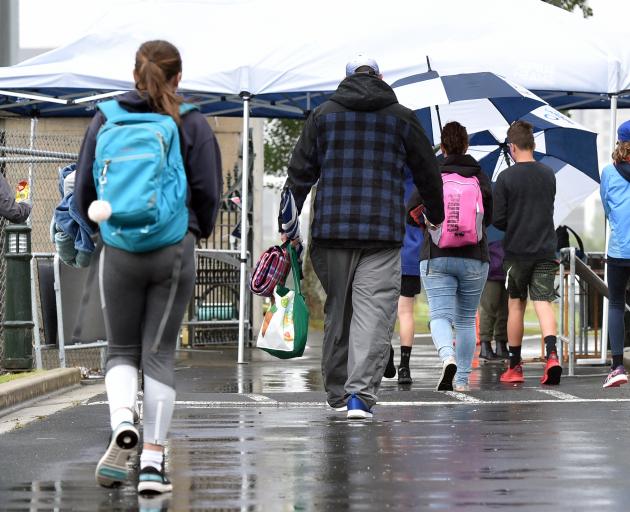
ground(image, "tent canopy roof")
xmin=1 ymin=0 xmax=629 ymax=117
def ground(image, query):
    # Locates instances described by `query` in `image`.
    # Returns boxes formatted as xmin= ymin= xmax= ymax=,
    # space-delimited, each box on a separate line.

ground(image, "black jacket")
xmin=409 ymin=154 xmax=492 ymax=262
xmin=283 ymin=73 xmax=443 ymax=249
xmin=493 ymin=161 xmax=556 ymax=261
xmin=75 ymin=91 xmax=223 ymax=240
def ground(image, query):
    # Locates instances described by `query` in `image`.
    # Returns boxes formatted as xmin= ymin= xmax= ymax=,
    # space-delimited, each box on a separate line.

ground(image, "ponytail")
xmin=134 ymin=40 xmax=183 ymax=124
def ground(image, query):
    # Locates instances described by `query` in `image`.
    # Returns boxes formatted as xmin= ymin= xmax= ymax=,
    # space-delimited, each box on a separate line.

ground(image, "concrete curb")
xmin=0 ymin=368 xmax=81 ymax=412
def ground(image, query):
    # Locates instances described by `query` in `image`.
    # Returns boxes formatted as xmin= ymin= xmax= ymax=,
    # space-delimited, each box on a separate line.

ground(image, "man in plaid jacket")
xmin=280 ymin=54 xmax=444 ymax=419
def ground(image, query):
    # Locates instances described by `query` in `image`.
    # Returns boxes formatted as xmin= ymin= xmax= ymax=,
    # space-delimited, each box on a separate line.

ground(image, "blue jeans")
xmin=420 ymin=257 xmax=489 ymax=386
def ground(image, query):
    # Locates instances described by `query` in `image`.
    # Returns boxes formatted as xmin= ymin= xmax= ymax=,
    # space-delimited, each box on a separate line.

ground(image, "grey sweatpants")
xmin=310 ymin=245 xmax=400 ymax=409
xmin=99 ymin=232 xmax=196 ymax=387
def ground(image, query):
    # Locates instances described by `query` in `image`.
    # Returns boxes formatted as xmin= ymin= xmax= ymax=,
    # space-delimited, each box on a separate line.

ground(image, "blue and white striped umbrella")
xmin=467 ymin=105 xmax=599 ymax=226
xmin=391 ymin=70 xmax=546 ymax=145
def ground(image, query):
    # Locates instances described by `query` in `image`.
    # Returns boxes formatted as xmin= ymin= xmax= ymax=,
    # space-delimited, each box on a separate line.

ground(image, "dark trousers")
xmin=478 ymin=279 xmax=508 ymax=344
xmin=607 ymin=262 xmax=630 ymax=356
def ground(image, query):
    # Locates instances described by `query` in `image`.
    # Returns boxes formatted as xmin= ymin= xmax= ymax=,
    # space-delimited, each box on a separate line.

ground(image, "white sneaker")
xmin=436 ymin=356 xmax=457 ymax=391
xmin=453 ymin=383 xmax=470 ymax=392
xmin=95 ymin=422 xmax=139 ymax=488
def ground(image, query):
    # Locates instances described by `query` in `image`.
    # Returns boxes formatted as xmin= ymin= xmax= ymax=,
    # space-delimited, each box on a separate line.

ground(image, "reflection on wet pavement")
xmin=1 ymin=334 xmax=628 ymax=510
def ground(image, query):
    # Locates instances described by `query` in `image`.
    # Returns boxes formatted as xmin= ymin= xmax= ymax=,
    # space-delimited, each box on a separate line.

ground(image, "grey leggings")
xmin=99 ymin=232 xmax=196 ymax=387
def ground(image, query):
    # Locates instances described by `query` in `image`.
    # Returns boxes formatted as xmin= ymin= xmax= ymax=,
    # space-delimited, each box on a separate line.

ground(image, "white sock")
xmin=140 ymin=447 xmax=164 ymax=471
xmin=143 ymin=374 xmax=176 ymax=445
xmin=105 ymin=364 xmax=138 ymax=430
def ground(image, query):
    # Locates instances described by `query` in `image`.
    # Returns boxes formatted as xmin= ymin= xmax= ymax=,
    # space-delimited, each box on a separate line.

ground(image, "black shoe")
xmin=398 ymin=366 xmax=413 ymax=385
xmin=495 ymin=341 xmax=509 ymax=359
xmin=479 ymin=341 xmax=497 ymax=361
xmin=384 ymin=345 xmax=396 ymax=378
xmin=138 ymin=465 xmax=173 ymax=495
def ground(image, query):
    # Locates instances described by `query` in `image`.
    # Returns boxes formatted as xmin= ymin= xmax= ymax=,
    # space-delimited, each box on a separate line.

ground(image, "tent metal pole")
xmin=27 ymin=117 xmax=37 ymax=229
xmin=237 ymin=93 xmax=251 ymax=365
xmin=599 ymin=93 xmax=618 ymax=365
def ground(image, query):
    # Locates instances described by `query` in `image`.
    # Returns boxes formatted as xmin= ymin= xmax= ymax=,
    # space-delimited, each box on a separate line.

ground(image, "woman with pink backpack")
xmin=408 ymin=121 xmax=493 ymax=391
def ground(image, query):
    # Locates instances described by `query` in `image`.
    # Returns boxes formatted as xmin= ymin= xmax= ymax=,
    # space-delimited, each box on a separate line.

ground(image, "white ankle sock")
xmin=105 ymin=364 xmax=138 ymax=430
xmin=140 ymin=447 xmax=164 ymax=471
xmin=143 ymin=374 xmax=176 ymax=445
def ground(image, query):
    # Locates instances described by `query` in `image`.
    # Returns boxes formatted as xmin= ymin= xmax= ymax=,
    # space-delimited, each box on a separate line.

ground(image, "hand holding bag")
xmin=256 ymin=244 xmax=309 ymax=359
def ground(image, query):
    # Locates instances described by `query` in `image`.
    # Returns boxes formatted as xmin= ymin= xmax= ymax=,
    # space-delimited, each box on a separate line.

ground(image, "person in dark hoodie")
xmin=409 ymin=121 xmax=492 ymax=392
xmin=74 ymin=40 xmax=222 ymax=494
xmin=280 ymin=54 xmax=444 ymax=419
xmin=493 ymin=120 xmax=561 ymax=386
xmin=600 ymin=120 xmax=630 ymax=389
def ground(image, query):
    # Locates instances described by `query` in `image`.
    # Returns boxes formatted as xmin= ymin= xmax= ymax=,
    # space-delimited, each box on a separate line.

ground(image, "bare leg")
xmin=533 ymin=300 xmax=556 ymax=338
xmin=398 ymin=296 xmax=415 ymax=348
xmin=507 ymin=297 xmax=527 ymax=347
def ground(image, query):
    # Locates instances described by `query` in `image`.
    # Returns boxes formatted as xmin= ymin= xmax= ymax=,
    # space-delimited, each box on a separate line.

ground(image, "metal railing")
xmin=557 ymin=248 xmax=630 ymax=375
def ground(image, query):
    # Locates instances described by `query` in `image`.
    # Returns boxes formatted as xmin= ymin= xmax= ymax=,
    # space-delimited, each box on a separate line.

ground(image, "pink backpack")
xmin=428 ymin=173 xmax=484 ymax=248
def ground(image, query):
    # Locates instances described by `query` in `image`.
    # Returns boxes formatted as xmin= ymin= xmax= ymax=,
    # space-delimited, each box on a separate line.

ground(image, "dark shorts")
xmin=504 ymin=259 xmax=557 ymax=302
xmin=401 ymin=274 xmax=421 ymax=297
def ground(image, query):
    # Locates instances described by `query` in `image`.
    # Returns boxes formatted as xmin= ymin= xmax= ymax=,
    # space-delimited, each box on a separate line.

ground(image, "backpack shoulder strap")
xmin=179 ymin=103 xmax=199 ymax=116
xmin=97 ymin=99 xmax=129 ymax=120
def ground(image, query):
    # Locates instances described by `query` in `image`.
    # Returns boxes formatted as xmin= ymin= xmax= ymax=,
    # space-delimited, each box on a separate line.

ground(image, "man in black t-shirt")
xmin=493 ymin=121 xmax=562 ymax=386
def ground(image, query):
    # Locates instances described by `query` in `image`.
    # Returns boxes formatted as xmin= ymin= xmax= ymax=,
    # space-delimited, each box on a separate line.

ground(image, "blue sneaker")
xmin=346 ymin=394 xmax=373 ymax=419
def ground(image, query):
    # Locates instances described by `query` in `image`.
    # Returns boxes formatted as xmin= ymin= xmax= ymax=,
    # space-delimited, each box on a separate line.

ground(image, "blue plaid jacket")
xmin=283 ymin=73 xmax=443 ymax=248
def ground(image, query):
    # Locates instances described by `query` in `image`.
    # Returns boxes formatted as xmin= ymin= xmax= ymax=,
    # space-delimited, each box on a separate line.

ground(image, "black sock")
xmin=400 ymin=346 xmax=412 ymax=368
xmin=509 ymin=345 xmax=522 ymax=369
xmin=612 ymin=354 xmax=624 ymax=369
xmin=544 ymin=335 xmax=557 ymax=358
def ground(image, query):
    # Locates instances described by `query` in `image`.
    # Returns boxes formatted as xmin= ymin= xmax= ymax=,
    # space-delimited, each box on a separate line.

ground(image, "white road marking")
xmin=244 ymin=394 xmax=277 ymax=403
xmin=444 ymin=391 xmax=483 ymax=403
xmin=85 ymin=396 xmax=630 ymax=409
xmin=536 ymin=389 xmax=581 ymax=400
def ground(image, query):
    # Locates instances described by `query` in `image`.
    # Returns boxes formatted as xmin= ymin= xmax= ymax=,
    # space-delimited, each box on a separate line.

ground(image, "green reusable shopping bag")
xmin=256 ymin=244 xmax=309 ymax=359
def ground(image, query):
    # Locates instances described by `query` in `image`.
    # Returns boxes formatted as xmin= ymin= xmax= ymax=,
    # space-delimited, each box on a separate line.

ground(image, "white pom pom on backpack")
xmin=87 ymin=200 xmax=112 ymax=223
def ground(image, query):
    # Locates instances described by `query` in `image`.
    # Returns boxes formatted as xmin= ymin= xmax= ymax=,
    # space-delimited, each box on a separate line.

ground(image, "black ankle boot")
xmin=495 ymin=341 xmax=509 ymax=359
xmin=479 ymin=341 xmax=496 ymax=361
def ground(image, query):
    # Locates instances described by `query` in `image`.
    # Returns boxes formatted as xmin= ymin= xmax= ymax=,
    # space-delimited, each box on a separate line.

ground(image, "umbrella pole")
xmin=237 ymin=93 xmax=251 ymax=365
xmin=599 ymin=93 xmax=617 ymax=365
xmin=425 ymin=55 xmax=444 ymax=136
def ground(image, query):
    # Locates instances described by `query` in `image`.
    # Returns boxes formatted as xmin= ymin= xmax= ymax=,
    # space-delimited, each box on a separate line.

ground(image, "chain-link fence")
xmin=0 ymin=120 xmax=251 ymax=370
xmin=0 ymin=125 xmax=80 ymax=368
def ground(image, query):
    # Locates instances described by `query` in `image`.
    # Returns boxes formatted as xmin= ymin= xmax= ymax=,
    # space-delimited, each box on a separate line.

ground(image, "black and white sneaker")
xmin=95 ymin=422 xmax=139 ymax=488
xmin=138 ymin=465 xmax=173 ymax=495
xmin=436 ymin=356 xmax=457 ymax=391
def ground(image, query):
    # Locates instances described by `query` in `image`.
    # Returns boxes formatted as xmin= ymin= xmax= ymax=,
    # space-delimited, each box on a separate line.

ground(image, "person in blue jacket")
xmin=394 ymin=168 xmax=425 ymax=385
xmin=600 ymin=119 xmax=630 ymax=388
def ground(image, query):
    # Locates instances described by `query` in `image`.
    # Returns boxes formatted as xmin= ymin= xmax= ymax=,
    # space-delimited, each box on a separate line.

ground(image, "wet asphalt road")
xmin=1 ymin=334 xmax=629 ymax=511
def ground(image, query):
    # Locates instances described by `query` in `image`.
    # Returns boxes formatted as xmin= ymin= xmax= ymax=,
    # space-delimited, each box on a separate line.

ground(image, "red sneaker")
xmin=540 ymin=353 xmax=563 ymax=385
xmin=500 ymin=364 xmax=524 ymax=383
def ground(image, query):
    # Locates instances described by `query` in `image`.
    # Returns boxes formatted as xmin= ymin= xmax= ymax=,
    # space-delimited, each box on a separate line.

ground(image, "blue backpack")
xmin=93 ymin=100 xmax=197 ymax=252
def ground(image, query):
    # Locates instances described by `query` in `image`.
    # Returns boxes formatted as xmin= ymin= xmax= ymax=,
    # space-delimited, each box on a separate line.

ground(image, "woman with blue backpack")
xmin=408 ymin=121 xmax=492 ymax=392
xmin=74 ymin=40 xmax=222 ymax=495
